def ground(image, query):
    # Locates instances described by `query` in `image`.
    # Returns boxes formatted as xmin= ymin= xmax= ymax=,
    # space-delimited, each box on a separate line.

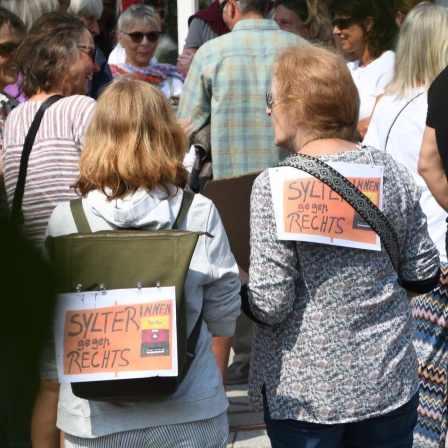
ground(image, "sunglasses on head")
xmin=0 ymin=42 xmax=19 ymax=57
xmin=331 ymin=17 xmax=358 ymax=30
xmin=121 ymin=31 xmax=162 ymax=43
xmin=78 ymin=45 xmax=97 ymax=62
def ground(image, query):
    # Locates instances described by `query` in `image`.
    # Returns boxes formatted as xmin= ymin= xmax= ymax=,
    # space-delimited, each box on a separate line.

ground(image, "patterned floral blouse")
xmin=248 ymin=146 xmax=440 ymax=424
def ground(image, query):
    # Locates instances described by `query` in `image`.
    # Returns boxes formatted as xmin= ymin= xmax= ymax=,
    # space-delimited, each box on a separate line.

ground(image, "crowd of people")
xmin=0 ymin=0 xmax=448 ymax=448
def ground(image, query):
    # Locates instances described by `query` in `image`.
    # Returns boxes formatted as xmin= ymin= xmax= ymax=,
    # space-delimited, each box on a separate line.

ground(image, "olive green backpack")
xmin=45 ymin=191 xmax=206 ymax=401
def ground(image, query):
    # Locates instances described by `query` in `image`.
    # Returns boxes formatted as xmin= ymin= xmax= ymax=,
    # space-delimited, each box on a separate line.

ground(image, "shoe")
xmin=226 ymin=361 xmax=250 ymax=385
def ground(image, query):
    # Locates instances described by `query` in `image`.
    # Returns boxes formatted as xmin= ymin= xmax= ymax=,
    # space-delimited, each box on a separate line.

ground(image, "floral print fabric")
xmin=248 ymin=146 xmax=440 ymax=424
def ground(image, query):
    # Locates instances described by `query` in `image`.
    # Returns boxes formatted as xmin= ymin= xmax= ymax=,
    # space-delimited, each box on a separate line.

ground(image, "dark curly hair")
xmin=328 ymin=0 xmax=398 ymax=58
xmin=16 ymin=12 xmax=87 ymax=97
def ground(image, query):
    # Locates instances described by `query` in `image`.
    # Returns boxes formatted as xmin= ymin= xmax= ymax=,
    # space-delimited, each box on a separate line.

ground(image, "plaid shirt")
xmin=178 ymin=19 xmax=307 ymax=179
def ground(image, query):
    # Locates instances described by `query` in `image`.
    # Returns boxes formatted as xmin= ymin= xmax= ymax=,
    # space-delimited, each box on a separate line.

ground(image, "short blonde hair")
xmin=386 ymin=2 xmax=448 ymax=98
xmin=76 ymin=78 xmax=189 ymax=200
xmin=274 ymin=45 xmax=359 ymax=142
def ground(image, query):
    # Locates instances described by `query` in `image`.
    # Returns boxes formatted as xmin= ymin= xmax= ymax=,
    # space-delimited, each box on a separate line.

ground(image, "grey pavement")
xmin=225 ymin=350 xmax=271 ymax=448
xmin=226 ymin=382 xmax=270 ymax=448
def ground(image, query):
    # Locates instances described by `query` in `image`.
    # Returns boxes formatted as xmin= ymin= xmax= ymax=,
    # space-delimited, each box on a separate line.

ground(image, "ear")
xmin=228 ymin=0 xmax=238 ymax=19
xmin=117 ymin=31 xmax=124 ymax=46
xmin=364 ymin=16 xmax=374 ymax=33
xmin=395 ymin=10 xmax=404 ymax=27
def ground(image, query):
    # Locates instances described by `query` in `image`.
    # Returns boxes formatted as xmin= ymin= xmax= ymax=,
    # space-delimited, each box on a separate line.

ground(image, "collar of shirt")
xmin=233 ymin=18 xmax=280 ymax=32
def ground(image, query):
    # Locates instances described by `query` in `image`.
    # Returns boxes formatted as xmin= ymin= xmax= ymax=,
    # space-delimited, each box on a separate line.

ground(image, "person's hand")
xmin=238 ymin=266 xmax=249 ymax=286
xmin=357 ymin=117 xmax=371 ymax=140
xmin=177 ymin=49 xmax=196 ymax=66
xmin=176 ymin=48 xmax=198 ymax=76
xmin=177 ymin=117 xmax=193 ymax=135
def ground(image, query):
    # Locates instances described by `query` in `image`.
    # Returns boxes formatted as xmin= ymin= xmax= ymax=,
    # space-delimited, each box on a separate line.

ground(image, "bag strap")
xmin=70 ymin=198 xmax=91 ymax=233
xmin=277 ymin=153 xmax=400 ymax=274
xmin=384 ymin=92 xmax=423 ymax=150
xmin=173 ymin=191 xmax=194 ymax=229
xmin=11 ymin=94 xmax=64 ymax=226
xmin=70 ymin=190 xmax=195 ymax=233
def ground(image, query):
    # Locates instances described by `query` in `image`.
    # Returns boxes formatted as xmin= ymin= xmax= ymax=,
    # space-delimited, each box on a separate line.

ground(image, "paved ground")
xmin=226 ymin=382 xmax=270 ymax=448
xmin=225 ymin=350 xmax=270 ymax=447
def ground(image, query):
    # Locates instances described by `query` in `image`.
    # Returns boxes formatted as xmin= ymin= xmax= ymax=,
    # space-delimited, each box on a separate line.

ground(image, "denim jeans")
xmin=263 ymin=390 xmax=418 ymax=448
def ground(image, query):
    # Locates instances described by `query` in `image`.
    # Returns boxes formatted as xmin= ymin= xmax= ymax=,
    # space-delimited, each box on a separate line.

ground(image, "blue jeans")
xmin=263 ymin=390 xmax=418 ymax=448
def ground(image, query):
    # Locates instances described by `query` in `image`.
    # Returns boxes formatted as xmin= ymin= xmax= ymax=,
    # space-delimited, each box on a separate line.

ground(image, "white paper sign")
xmin=54 ymin=286 xmax=177 ymax=383
xmin=269 ymin=162 xmax=384 ymax=250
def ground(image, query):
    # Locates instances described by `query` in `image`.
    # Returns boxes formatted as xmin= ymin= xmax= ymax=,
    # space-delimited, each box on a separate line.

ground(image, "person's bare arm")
xmin=176 ymin=48 xmax=198 ymax=77
xmin=418 ymin=125 xmax=448 ymax=212
xmin=31 ymin=379 xmax=60 ymax=448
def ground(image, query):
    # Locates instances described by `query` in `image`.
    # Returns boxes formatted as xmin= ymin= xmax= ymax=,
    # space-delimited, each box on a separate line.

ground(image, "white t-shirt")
xmin=348 ymin=50 xmax=395 ymax=120
xmin=108 ymin=43 xmax=158 ymax=66
xmin=363 ymin=86 xmax=447 ymax=262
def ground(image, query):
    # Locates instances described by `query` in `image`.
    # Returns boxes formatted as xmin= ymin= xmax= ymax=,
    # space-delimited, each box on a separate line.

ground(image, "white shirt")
xmin=348 ymin=50 xmax=395 ymax=120
xmin=363 ymin=87 xmax=447 ymax=262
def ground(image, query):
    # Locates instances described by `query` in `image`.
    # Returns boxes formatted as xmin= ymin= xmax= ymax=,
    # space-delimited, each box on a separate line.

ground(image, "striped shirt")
xmin=3 ymin=95 xmax=95 ymax=247
xmin=177 ymin=19 xmax=307 ymax=179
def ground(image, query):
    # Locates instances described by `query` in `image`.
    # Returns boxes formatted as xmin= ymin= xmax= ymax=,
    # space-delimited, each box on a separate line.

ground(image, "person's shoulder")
xmin=252 ymin=169 xmax=270 ymax=190
xmin=429 ymin=64 xmax=448 ymax=98
xmin=59 ymin=95 xmax=96 ymax=113
xmin=377 ymin=50 xmax=395 ymax=67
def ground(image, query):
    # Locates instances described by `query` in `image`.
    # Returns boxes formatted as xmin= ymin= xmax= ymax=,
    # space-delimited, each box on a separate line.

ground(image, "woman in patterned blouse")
xmin=243 ymin=44 xmax=440 ymax=447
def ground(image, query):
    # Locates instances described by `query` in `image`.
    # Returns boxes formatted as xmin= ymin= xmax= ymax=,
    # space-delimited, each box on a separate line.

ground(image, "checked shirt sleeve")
xmin=177 ymin=48 xmax=212 ymax=136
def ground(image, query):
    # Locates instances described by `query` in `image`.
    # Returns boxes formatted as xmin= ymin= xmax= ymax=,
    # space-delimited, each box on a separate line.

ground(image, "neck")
xmin=298 ymin=137 xmax=360 ymax=156
xmin=358 ymin=45 xmax=374 ymax=68
xmin=29 ymin=90 xmax=65 ymax=101
xmin=232 ymin=11 xmax=264 ymax=27
xmin=240 ymin=12 xmax=264 ymax=20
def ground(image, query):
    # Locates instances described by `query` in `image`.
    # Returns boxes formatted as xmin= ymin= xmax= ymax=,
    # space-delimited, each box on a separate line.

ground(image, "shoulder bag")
xmin=10 ymin=94 xmax=64 ymax=227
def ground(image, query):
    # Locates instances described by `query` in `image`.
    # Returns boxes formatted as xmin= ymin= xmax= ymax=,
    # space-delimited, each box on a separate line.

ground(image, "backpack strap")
xmin=70 ymin=198 xmax=91 ymax=233
xmin=183 ymin=307 xmax=203 ymax=374
xmin=70 ymin=191 xmax=195 ymax=233
xmin=173 ymin=191 xmax=194 ymax=229
xmin=172 ymin=190 xmax=201 ymax=370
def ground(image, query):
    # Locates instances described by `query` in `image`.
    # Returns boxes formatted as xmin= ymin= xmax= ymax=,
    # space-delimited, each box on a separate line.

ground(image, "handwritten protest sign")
xmin=269 ymin=162 xmax=383 ymax=250
xmin=53 ymin=287 xmax=177 ymax=383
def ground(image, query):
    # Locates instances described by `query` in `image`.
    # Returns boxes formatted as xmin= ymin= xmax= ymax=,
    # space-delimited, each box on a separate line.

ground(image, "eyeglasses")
xmin=0 ymin=42 xmax=19 ymax=57
xmin=219 ymin=0 xmax=228 ymax=14
xmin=78 ymin=45 xmax=97 ymax=62
xmin=121 ymin=31 xmax=162 ymax=43
xmin=331 ymin=17 xmax=358 ymax=30
xmin=266 ymin=90 xmax=296 ymax=109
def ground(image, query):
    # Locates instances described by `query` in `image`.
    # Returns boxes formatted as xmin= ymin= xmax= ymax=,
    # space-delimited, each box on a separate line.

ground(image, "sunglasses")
xmin=331 ymin=17 xmax=358 ymax=30
xmin=0 ymin=42 xmax=19 ymax=57
xmin=78 ymin=45 xmax=97 ymax=63
xmin=219 ymin=0 xmax=228 ymax=14
xmin=266 ymin=90 xmax=296 ymax=109
xmin=121 ymin=31 xmax=162 ymax=43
